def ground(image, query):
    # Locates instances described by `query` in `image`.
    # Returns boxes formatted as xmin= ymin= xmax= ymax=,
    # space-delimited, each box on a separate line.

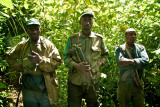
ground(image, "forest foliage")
xmin=0 ymin=0 xmax=160 ymax=106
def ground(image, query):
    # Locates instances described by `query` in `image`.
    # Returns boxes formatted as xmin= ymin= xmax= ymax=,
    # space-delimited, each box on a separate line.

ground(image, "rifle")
xmin=15 ymin=73 xmax=22 ymax=107
xmin=75 ymin=46 xmax=93 ymax=78
xmin=75 ymin=45 xmax=97 ymax=96
xmin=118 ymin=46 xmax=142 ymax=89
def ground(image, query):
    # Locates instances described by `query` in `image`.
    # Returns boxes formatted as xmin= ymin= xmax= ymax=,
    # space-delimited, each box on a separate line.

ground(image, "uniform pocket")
xmin=91 ymin=46 xmax=101 ymax=60
xmin=92 ymin=46 xmax=101 ymax=52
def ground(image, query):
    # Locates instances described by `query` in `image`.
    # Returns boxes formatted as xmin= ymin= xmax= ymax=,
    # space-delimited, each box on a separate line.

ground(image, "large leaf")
xmin=0 ymin=0 xmax=13 ymax=9
xmin=84 ymin=0 xmax=91 ymax=6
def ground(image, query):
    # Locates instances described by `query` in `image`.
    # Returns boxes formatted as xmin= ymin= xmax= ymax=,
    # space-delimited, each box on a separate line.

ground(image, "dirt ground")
xmin=8 ymin=89 xmax=23 ymax=107
xmin=0 ymin=75 xmax=23 ymax=107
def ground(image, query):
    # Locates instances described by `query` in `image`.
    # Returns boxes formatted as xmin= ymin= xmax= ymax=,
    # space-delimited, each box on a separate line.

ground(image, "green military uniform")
xmin=115 ymin=43 xmax=149 ymax=107
xmin=64 ymin=31 xmax=108 ymax=107
xmin=6 ymin=36 xmax=61 ymax=106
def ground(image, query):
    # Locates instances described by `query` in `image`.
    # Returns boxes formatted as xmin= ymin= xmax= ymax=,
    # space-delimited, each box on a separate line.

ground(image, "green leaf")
xmin=0 ymin=0 xmax=13 ymax=9
xmin=0 ymin=15 xmax=5 ymax=22
xmin=0 ymin=82 xmax=6 ymax=89
xmin=24 ymin=0 xmax=28 ymax=9
xmin=116 ymin=6 xmax=123 ymax=12
xmin=153 ymin=48 xmax=160 ymax=55
xmin=84 ymin=0 xmax=91 ymax=6
xmin=155 ymin=89 xmax=160 ymax=96
xmin=0 ymin=11 xmax=9 ymax=18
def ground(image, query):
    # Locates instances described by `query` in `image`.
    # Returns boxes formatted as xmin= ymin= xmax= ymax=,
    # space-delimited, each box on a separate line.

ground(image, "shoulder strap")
xmin=125 ymin=44 xmax=141 ymax=85
xmin=94 ymin=33 xmax=103 ymax=38
xmin=125 ymin=44 xmax=133 ymax=59
xmin=126 ymin=44 xmax=142 ymax=58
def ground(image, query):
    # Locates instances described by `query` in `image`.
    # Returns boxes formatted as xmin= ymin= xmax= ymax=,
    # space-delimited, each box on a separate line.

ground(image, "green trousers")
xmin=22 ymin=88 xmax=52 ymax=107
xmin=118 ymin=81 xmax=145 ymax=107
xmin=22 ymin=74 xmax=52 ymax=107
xmin=68 ymin=81 xmax=99 ymax=107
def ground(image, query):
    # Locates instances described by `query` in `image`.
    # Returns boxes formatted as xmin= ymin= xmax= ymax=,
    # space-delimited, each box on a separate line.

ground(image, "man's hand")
xmin=118 ymin=58 xmax=136 ymax=67
xmin=27 ymin=51 xmax=41 ymax=64
xmin=73 ymin=62 xmax=92 ymax=77
xmin=98 ymin=61 xmax=103 ymax=67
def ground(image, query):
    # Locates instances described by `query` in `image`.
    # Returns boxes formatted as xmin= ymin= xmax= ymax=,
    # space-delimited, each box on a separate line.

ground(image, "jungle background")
xmin=0 ymin=0 xmax=160 ymax=107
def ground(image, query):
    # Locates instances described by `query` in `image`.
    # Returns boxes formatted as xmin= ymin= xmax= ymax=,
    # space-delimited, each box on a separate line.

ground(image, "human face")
xmin=125 ymin=31 xmax=136 ymax=46
xmin=80 ymin=15 xmax=93 ymax=31
xmin=27 ymin=24 xmax=40 ymax=43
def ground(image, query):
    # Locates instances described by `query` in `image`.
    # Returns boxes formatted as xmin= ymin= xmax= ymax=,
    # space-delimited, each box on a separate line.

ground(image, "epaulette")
xmin=135 ymin=44 xmax=142 ymax=51
xmin=120 ymin=44 xmax=125 ymax=51
xmin=18 ymin=38 xmax=29 ymax=45
xmin=94 ymin=33 xmax=103 ymax=38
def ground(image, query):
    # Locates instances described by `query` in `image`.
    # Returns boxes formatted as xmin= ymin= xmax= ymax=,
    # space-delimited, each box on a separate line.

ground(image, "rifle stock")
xmin=75 ymin=46 xmax=97 ymax=96
xmin=118 ymin=46 xmax=142 ymax=88
xmin=76 ymin=47 xmax=93 ymax=78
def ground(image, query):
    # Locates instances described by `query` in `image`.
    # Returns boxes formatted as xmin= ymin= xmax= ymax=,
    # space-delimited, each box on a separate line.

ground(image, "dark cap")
xmin=80 ymin=8 xmax=94 ymax=20
xmin=27 ymin=18 xmax=40 ymax=26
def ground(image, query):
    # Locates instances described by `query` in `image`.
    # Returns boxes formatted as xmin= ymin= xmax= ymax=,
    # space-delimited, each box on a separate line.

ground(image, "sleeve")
xmin=38 ymin=42 xmax=61 ymax=72
xmin=133 ymin=46 xmax=149 ymax=69
xmin=115 ymin=47 xmax=123 ymax=67
xmin=64 ymin=37 xmax=76 ymax=68
xmin=100 ymin=38 xmax=109 ymax=64
xmin=6 ymin=43 xmax=22 ymax=71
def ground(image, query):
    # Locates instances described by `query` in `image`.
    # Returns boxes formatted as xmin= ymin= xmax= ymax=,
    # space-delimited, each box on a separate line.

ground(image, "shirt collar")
xmin=80 ymin=31 xmax=96 ymax=38
xmin=29 ymin=37 xmax=41 ymax=45
xmin=125 ymin=42 xmax=135 ymax=50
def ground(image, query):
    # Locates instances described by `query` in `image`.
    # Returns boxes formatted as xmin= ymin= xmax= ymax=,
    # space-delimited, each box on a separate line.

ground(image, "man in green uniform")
xmin=64 ymin=8 xmax=108 ymax=107
xmin=115 ymin=28 xmax=149 ymax=107
xmin=6 ymin=18 xmax=61 ymax=107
